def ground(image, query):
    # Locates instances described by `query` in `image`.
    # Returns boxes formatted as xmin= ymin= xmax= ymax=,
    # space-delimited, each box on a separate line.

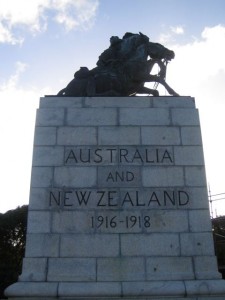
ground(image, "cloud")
xmin=1 ymin=61 xmax=28 ymax=90
xmin=163 ymin=25 xmax=225 ymax=207
xmin=167 ymin=24 xmax=225 ymax=96
xmin=53 ymin=0 xmax=99 ymax=31
xmin=159 ymin=25 xmax=184 ymax=43
xmin=0 ymin=23 xmax=24 ymax=45
xmin=0 ymin=62 xmax=53 ymax=212
xmin=0 ymin=0 xmax=99 ymax=44
xmin=171 ymin=26 xmax=184 ymax=35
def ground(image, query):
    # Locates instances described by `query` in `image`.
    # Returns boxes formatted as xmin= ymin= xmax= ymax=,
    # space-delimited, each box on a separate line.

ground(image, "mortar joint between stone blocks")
xmin=82 ymin=96 xmax=86 ymax=107
xmin=169 ymin=108 xmax=173 ymax=126
xmin=191 ymin=256 xmax=197 ymax=280
xmin=178 ymin=233 xmax=182 ymax=256
xmin=56 ymin=281 xmax=60 ymax=297
xmin=64 ymin=108 xmax=68 ymax=126
xmin=117 ymin=107 xmax=120 ymax=126
xmin=187 ymin=210 xmax=191 ymax=233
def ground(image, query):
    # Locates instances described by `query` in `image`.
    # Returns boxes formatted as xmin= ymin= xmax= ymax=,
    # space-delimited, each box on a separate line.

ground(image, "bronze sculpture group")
xmin=57 ymin=32 xmax=178 ymax=97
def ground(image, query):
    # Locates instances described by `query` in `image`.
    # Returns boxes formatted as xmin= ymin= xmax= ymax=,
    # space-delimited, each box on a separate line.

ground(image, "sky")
xmin=1 ymin=0 xmax=225 ymax=216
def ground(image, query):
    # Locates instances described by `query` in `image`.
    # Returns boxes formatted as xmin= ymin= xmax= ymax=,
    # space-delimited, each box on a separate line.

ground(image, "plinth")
xmin=5 ymin=96 xmax=225 ymax=300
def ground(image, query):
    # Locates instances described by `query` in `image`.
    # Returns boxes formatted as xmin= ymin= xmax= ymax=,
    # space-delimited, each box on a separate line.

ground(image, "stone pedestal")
xmin=5 ymin=96 xmax=225 ymax=299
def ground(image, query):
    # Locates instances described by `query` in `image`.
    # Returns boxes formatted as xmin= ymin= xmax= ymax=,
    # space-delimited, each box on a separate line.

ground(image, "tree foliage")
xmin=212 ymin=216 xmax=225 ymax=278
xmin=0 ymin=205 xmax=28 ymax=299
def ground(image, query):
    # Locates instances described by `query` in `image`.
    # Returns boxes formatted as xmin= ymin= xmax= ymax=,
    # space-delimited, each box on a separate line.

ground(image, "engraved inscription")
xmin=91 ymin=215 xmax=151 ymax=229
xmin=49 ymin=189 xmax=190 ymax=209
xmin=65 ymin=146 xmax=174 ymax=165
xmin=48 ymin=144 xmax=186 ymax=233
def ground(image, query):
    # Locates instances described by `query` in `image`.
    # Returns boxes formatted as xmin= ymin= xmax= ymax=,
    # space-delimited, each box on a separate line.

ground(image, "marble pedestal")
xmin=5 ymin=96 xmax=225 ymax=300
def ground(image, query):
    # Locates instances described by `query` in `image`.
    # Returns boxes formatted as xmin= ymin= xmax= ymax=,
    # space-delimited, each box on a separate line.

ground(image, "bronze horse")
xmin=57 ymin=33 xmax=178 ymax=97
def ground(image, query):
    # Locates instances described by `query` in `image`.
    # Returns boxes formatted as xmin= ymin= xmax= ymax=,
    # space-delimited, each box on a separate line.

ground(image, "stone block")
xmin=181 ymin=126 xmax=202 ymax=145
xmin=184 ymin=279 xmax=225 ymax=296
xmin=171 ymin=108 xmax=200 ymax=125
xmin=182 ymin=187 xmax=210 ymax=210
xmin=97 ymin=257 xmax=145 ymax=281
xmin=19 ymin=258 xmax=47 ymax=281
xmin=54 ymin=166 xmax=96 ymax=187
xmin=145 ymin=210 xmax=189 ymax=232
xmin=25 ymin=234 xmax=59 ymax=257
xmin=29 ymin=188 xmax=49 ymax=210
xmin=153 ymin=96 xmax=195 ymax=108
xmin=98 ymin=126 xmax=140 ymax=145
xmin=194 ymin=256 xmax=221 ymax=279
xmin=57 ymin=127 xmax=97 ymax=146
xmin=146 ymin=257 xmax=194 ymax=280
xmin=174 ymin=146 xmax=205 ymax=165
xmin=58 ymin=282 xmax=121 ymax=297
xmin=32 ymin=146 xmax=64 ymax=166
xmin=142 ymin=166 xmax=184 ymax=187
xmin=36 ymin=108 xmax=65 ymax=126
xmin=121 ymin=233 xmax=180 ymax=256
xmin=60 ymin=234 xmax=119 ymax=257
xmin=180 ymin=233 xmax=215 ymax=256
xmin=34 ymin=127 xmax=57 ymax=145
xmin=119 ymin=108 xmax=170 ymax=125
xmin=122 ymin=281 xmax=185 ymax=296
xmin=4 ymin=282 xmax=58 ymax=297
xmin=141 ymin=126 xmax=180 ymax=145
xmin=85 ymin=96 xmax=151 ymax=107
xmin=185 ymin=166 xmax=207 ymax=186
xmin=67 ymin=108 xmax=117 ymax=126
xmin=189 ymin=210 xmax=212 ymax=232
xmin=30 ymin=167 xmax=53 ymax=187
xmin=47 ymin=258 xmax=96 ymax=281
xmin=57 ymin=126 xmax=97 ymax=145
xmin=51 ymin=211 xmax=94 ymax=233
xmin=27 ymin=211 xmax=51 ymax=233
xmin=40 ymin=96 xmax=82 ymax=108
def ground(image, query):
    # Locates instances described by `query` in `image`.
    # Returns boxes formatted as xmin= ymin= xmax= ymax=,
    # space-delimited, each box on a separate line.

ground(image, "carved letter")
xmin=135 ymin=191 xmax=145 ymax=206
xmin=79 ymin=149 xmax=91 ymax=163
xmin=65 ymin=150 xmax=78 ymax=164
xmin=108 ymin=191 xmax=118 ymax=206
xmin=119 ymin=149 xmax=129 ymax=162
xmin=94 ymin=149 xmax=103 ymax=163
xmin=75 ymin=191 xmax=91 ymax=206
xmin=164 ymin=191 xmax=176 ymax=206
xmin=126 ymin=171 xmax=134 ymax=181
xmin=148 ymin=192 xmax=161 ymax=206
xmin=162 ymin=150 xmax=173 ymax=163
xmin=122 ymin=192 xmax=134 ymax=206
xmin=64 ymin=191 xmax=73 ymax=206
xmin=106 ymin=172 xmax=114 ymax=182
xmin=178 ymin=191 xmax=189 ymax=206
xmin=132 ymin=149 xmax=143 ymax=163
xmin=97 ymin=191 xmax=106 ymax=206
xmin=49 ymin=191 xmax=61 ymax=206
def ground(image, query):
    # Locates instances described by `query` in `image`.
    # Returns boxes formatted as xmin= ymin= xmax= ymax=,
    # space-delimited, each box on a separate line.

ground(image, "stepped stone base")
xmin=4 ymin=96 xmax=225 ymax=299
xmin=5 ymin=279 xmax=225 ymax=299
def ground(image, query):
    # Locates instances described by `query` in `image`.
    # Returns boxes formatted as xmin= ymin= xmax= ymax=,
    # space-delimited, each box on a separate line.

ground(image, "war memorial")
xmin=5 ymin=32 xmax=225 ymax=299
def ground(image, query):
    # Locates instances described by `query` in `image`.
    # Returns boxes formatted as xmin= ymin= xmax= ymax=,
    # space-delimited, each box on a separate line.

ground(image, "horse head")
xmin=147 ymin=42 xmax=175 ymax=61
xmin=123 ymin=32 xmax=175 ymax=62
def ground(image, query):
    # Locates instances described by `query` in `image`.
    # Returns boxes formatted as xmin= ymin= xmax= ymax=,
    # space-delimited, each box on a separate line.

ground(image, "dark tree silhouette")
xmin=212 ymin=216 xmax=225 ymax=278
xmin=0 ymin=205 xmax=28 ymax=299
